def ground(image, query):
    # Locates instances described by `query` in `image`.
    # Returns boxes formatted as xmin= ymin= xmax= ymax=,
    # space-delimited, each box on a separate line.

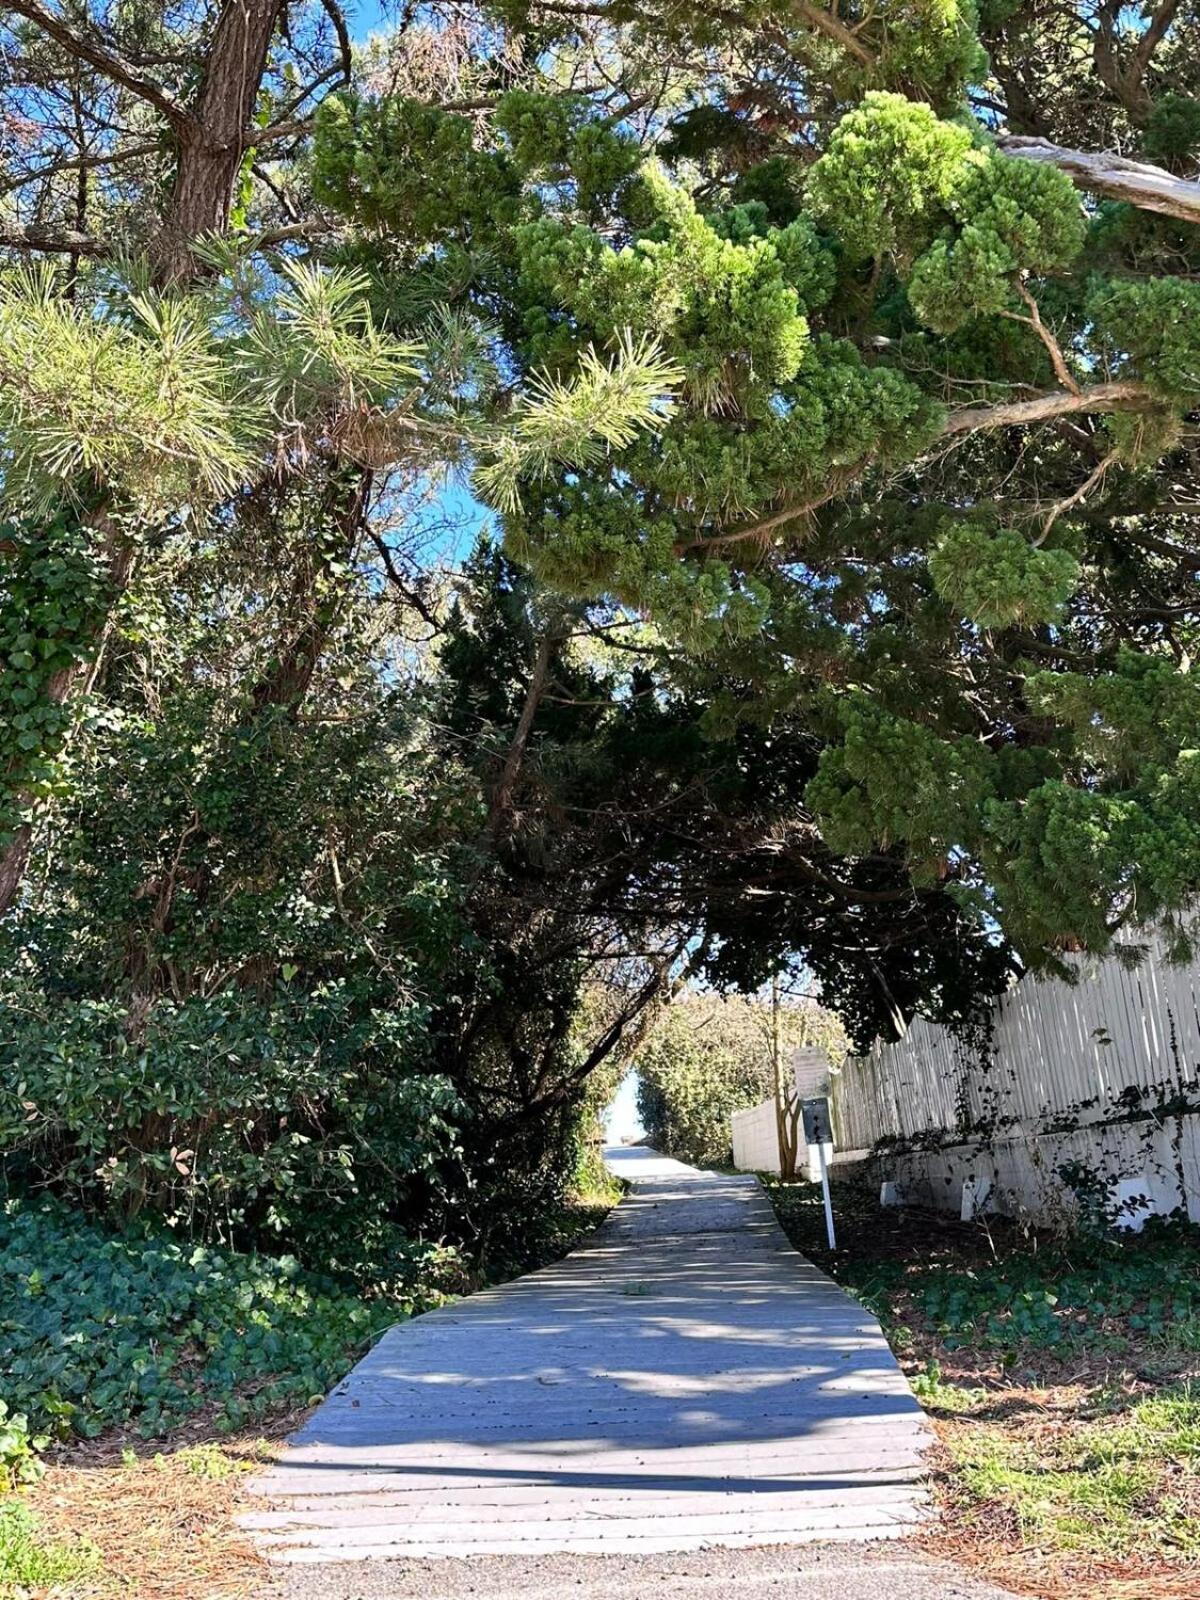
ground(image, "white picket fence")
xmin=830 ymin=926 xmax=1200 ymax=1226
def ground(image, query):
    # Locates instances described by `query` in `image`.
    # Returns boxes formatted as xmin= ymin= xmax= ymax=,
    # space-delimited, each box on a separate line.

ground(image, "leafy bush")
xmin=0 ymin=1198 xmax=417 ymax=1439
xmin=635 ymin=993 xmax=844 ymax=1167
xmin=0 ymin=980 xmax=462 ymax=1256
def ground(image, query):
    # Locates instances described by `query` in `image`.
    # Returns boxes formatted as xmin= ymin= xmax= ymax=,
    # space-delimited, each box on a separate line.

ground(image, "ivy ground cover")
xmin=766 ymin=1176 xmax=1200 ymax=1600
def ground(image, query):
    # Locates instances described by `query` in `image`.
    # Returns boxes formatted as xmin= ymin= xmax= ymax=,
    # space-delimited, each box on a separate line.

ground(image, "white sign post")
xmin=801 ymin=1096 xmax=837 ymax=1250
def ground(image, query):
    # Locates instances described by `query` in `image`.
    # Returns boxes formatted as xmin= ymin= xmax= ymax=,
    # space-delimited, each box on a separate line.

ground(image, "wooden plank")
xmin=245 ymin=1149 xmax=933 ymax=1562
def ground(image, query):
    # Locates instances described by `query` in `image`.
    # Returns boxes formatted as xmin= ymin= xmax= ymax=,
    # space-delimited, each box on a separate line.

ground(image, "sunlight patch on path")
xmin=243 ymin=1147 xmax=934 ymax=1563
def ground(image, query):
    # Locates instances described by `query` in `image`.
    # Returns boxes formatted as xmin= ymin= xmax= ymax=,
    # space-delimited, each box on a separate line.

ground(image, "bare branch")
xmin=4 ymin=0 xmax=192 ymax=132
xmin=318 ymin=0 xmax=353 ymax=85
xmin=1007 ymin=279 xmax=1080 ymax=396
xmin=251 ymin=115 xmax=316 ymax=148
xmin=0 ymin=222 xmax=109 ymax=256
xmin=1036 ymin=449 xmax=1118 ymax=543
xmin=794 ymin=0 xmax=874 ymax=65
xmin=1 ymin=138 xmax=161 ymax=195
xmin=940 ymin=381 xmax=1155 ymax=437
xmin=677 ymin=469 xmax=864 ymax=555
xmin=1000 ymin=137 xmax=1200 ymax=226
xmin=679 ymin=384 xmax=1158 ymax=558
xmin=1134 ymin=0 xmax=1181 ymax=75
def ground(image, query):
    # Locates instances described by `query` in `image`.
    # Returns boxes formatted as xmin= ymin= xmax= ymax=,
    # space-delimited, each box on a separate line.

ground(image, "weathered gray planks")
xmin=245 ymin=1148 xmax=934 ymax=1564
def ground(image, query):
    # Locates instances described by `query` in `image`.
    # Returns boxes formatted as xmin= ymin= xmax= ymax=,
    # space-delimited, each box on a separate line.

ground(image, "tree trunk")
xmin=770 ymin=975 xmax=800 ymax=1180
xmin=154 ymin=0 xmax=285 ymax=284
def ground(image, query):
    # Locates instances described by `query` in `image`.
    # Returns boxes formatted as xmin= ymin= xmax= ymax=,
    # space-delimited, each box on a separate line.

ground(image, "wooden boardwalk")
xmin=244 ymin=1149 xmax=934 ymax=1564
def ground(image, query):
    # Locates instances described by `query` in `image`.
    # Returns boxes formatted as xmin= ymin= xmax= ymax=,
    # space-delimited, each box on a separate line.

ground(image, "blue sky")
xmin=351 ymin=2 xmax=394 ymax=42
xmin=603 ymin=1070 xmax=645 ymax=1143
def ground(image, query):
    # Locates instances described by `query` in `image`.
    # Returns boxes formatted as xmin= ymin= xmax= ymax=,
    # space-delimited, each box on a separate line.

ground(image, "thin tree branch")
xmin=318 ymin=0 xmax=353 ymax=85
xmin=1121 ymin=527 xmax=1200 ymax=572
xmin=250 ymin=114 xmax=315 ymax=147
xmin=679 ymin=385 xmax=1157 ymax=558
xmin=0 ymin=222 xmax=109 ymax=256
xmin=1 ymin=138 xmax=161 ymax=194
xmin=1036 ymin=449 xmax=1118 ymax=544
xmin=490 ymin=630 xmax=557 ymax=835
xmin=677 ymin=472 xmax=861 ymax=555
xmin=1133 ymin=0 xmax=1181 ymax=75
xmin=5 ymin=0 xmax=192 ymax=132
xmin=794 ymin=0 xmax=874 ymax=64
xmin=1009 ymin=279 xmax=1080 ymax=396
xmin=366 ymin=528 xmax=444 ymax=633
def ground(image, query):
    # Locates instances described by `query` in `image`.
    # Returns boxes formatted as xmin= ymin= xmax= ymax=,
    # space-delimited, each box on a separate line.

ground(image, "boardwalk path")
xmin=245 ymin=1149 xmax=934 ymax=1564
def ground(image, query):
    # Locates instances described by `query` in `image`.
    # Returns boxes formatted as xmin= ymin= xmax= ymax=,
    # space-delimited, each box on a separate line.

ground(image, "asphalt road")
xmin=272 ymin=1540 xmax=1021 ymax=1599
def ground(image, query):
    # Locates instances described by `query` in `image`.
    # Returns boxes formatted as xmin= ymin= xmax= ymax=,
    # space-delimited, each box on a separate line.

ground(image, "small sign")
xmin=801 ymin=1096 xmax=837 ymax=1250
xmin=801 ymin=1096 xmax=833 ymax=1148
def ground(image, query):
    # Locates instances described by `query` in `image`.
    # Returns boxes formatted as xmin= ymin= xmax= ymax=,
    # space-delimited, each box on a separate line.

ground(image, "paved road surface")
xmin=275 ymin=1541 xmax=1020 ymax=1600
xmin=245 ymin=1149 xmax=939 ymax=1565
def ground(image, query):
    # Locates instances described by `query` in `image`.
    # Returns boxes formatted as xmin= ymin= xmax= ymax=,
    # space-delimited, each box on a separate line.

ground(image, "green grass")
xmin=765 ymin=1176 xmax=1200 ymax=1592
xmin=0 ymin=1500 xmax=100 ymax=1596
xmin=950 ymin=1385 xmax=1200 ymax=1561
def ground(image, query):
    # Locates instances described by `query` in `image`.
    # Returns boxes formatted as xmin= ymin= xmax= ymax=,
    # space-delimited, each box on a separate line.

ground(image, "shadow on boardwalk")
xmin=244 ymin=1148 xmax=935 ymax=1563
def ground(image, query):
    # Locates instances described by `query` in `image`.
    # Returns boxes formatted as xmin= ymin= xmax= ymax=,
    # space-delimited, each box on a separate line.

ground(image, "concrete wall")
xmin=731 ymin=1099 xmax=781 ymax=1174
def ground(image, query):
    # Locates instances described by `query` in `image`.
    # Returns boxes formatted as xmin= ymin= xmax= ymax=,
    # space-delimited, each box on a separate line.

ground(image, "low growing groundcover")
xmin=0 ymin=1198 xmax=403 ymax=1444
xmin=766 ymin=1175 xmax=1200 ymax=1600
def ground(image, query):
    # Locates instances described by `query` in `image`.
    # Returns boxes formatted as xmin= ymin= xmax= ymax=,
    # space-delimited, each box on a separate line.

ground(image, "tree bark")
xmin=153 ymin=0 xmax=285 ymax=284
xmin=1000 ymin=137 xmax=1200 ymax=227
xmin=939 ymin=380 xmax=1154 ymax=438
xmin=489 ymin=630 xmax=557 ymax=838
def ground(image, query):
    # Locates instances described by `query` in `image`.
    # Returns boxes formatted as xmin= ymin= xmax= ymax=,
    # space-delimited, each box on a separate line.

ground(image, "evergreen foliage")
xmin=0 ymin=0 xmax=1198 ymax=1390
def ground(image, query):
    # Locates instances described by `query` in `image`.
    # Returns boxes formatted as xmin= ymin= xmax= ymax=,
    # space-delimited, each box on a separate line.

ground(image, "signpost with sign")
xmin=801 ymin=1096 xmax=837 ymax=1250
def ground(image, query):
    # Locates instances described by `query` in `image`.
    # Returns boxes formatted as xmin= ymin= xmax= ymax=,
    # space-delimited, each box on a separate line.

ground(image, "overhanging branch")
xmin=1000 ymin=137 xmax=1200 ymax=226
xmin=5 ymin=0 xmax=192 ymax=133
xmin=939 ymin=380 xmax=1156 ymax=437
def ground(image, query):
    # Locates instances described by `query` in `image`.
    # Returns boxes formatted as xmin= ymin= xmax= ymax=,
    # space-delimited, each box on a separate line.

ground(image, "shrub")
xmin=0 ymin=976 xmax=464 ymax=1275
xmin=634 ymin=992 xmax=843 ymax=1167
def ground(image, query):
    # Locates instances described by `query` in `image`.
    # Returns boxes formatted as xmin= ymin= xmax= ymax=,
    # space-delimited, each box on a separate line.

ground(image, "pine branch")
xmin=0 ymin=223 xmax=109 ymax=257
xmin=475 ymin=335 xmax=682 ymax=513
xmin=1 ymin=139 xmax=161 ymax=195
xmin=5 ymin=0 xmax=192 ymax=132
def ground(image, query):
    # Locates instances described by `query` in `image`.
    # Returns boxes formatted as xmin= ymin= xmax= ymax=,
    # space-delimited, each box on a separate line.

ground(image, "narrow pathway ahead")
xmin=245 ymin=1150 xmax=935 ymax=1564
